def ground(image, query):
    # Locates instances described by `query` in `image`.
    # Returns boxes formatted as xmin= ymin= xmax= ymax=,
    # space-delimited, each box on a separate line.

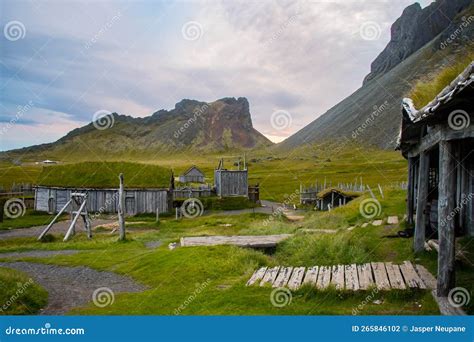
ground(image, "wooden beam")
xmin=406 ymin=157 xmax=416 ymax=225
xmin=246 ymin=267 xmax=267 ymax=286
xmin=118 ymin=173 xmax=126 ymax=241
xmin=414 ymin=151 xmax=429 ymax=252
xmin=437 ymin=140 xmax=457 ymax=296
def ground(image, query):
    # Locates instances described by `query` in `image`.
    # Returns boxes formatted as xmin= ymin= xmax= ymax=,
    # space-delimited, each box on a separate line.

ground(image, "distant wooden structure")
xmin=173 ymin=184 xmax=212 ymax=199
xmin=35 ymin=186 xmax=170 ymax=216
xmin=300 ymin=179 xmax=365 ymax=204
xmin=315 ymin=188 xmax=359 ymax=211
xmin=214 ymin=158 xmax=248 ymax=197
xmin=178 ymin=165 xmax=205 ymax=183
xmin=398 ymin=62 xmax=474 ymax=296
xmin=248 ymin=184 xmax=260 ymax=203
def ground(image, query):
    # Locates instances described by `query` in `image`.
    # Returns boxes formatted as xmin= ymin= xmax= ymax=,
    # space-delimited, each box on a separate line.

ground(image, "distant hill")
xmin=2 ymin=97 xmax=272 ymax=162
xmin=279 ymin=0 xmax=474 ymax=150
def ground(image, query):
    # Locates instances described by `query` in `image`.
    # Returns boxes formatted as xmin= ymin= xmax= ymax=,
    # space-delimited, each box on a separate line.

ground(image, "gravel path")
xmin=0 ymin=261 xmax=147 ymax=315
xmin=0 ymin=250 xmax=80 ymax=259
xmin=0 ymin=219 xmax=116 ymax=240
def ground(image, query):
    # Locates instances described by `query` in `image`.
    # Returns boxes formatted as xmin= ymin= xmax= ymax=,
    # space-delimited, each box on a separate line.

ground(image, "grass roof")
xmin=37 ymin=162 xmax=172 ymax=189
xmin=409 ymin=53 xmax=474 ymax=108
xmin=316 ymin=187 xmax=361 ymax=198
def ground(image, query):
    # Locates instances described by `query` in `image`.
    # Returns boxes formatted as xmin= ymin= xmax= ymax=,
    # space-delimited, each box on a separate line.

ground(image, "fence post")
xmin=118 ymin=173 xmax=126 ymax=241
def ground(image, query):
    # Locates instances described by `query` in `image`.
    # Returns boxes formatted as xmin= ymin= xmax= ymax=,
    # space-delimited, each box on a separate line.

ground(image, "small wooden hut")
xmin=398 ymin=62 xmax=474 ymax=296
xmin=178 ymin=165 xmax=205 ymax=183
xmin=315 ymin=188 xmax=359 ymax=211
xmin=214 ymin=158 xmax=248 ymax=197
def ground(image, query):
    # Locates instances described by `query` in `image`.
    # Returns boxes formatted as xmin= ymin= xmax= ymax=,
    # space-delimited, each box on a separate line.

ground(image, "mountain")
xmin=280 ymin=0 xmax=474 ymax=150
xmin=2 ymin=97 xmax=272 ymax=161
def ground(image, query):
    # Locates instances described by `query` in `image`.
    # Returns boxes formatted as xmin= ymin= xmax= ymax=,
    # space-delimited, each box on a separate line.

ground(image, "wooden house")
xmin=214 ymin=158 xmax=248 ymax=197
xmin=35 ymin=186 xmax=170 ymax=216
xmin=398 ymin=62 xmax=473 ymax=296
xmin=315 ymin=188 xmax=359 ymax=211
xmin=178 ymin=165 xmax=205 ymax=183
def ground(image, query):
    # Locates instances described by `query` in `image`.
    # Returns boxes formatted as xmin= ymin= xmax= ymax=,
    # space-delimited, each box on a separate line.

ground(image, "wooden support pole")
xmin=118 ymin=173 xmax=126 ymax=241
xmin=437 ymin=140 xmax=456 ymax=296
xmin=406 ymin=157 xmax=416 ymax=225
xmin=414 ymin=152 xmax=429 ymax=252
xmin=38 ymin=199 xmax=72 ymax=240
xmin=64 ymin=200 xmax=87 ymax=241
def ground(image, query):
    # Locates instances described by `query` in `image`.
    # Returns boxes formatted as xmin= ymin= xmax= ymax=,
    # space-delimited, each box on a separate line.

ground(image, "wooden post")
xmin=414 ymin=152 xmax=429 ymax=252
xmin=156 ymin=209 xmax=160 ymax=223
xmin=406 ymin=157 xmax=415 ymax=225
xmin=118 ymin=173 xmax=126 ymax=241
xmin=437 ymin=140 xmax=456 ymax=296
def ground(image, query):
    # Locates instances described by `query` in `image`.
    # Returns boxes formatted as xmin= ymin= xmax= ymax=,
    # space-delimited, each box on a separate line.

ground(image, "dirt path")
xmin=0 ymin=250 xmax=80 ymax=259
xmin=0 ymin=219 xmax=115 ymax=240
xmin=0 ymin=261 xmax=147 ymax=315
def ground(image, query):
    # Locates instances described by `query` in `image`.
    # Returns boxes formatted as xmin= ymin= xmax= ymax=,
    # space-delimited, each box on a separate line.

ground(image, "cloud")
xmin=0 ymin=0 xmax=434 ymax=150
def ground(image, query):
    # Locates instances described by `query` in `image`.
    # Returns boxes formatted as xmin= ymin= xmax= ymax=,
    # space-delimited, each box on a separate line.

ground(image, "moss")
xmin=37 ymin=162 xmax=172 ymax=189
xmin=409 ymin=53 xmax=474 ymax=108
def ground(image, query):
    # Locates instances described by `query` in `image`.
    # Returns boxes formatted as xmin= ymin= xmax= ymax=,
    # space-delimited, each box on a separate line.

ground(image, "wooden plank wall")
xmin=35 ymin=187 xmax=169 ymax=215
xmin=215 ymin=170 xmax=248 ymax=197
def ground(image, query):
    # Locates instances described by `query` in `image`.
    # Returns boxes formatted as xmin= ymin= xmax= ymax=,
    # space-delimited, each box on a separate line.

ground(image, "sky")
xmin=0 ymin=0 xmax=433 ymax=151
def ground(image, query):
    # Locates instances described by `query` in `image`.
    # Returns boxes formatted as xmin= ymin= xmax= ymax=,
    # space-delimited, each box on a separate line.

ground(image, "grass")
xmin=409 ymin=52 xmax=474 ymax=108
xmin=0 ymin=267 xmax=48 ymax=315
xmin=0 ymin=210 xmax=67 ymax=231
xmin=0 ymin=189 xmax=447 ymax=315
xmin=0 ymin=145 xmax=408 ymax=203
xmin=37 ymin=162 xmax=172 ymax=188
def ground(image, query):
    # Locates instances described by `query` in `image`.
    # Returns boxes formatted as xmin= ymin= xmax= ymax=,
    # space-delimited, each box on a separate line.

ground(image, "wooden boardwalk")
xmin=180 ymin=234 xmax=292 ymax=248
xmin=246 ymin=261 xmax=436 ymax=291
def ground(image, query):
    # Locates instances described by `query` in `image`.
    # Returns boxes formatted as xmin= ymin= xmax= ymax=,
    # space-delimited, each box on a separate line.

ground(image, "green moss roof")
xmin=37 ymin=162 xmax=172 ymax=189
xmin=316 ymin=187 xmax=360 ymax=199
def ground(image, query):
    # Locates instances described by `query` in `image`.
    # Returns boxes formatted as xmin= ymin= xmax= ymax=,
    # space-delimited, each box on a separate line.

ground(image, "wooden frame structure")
xmin=38 ymin=192 xmax=92 ymax=241
xmin=214 ymin=157 xmax=249 ymax=197
xmin=178 ymin=165 xmax=205 ymax=183
xmin=398 ymin=62 xmax=474 ymax=296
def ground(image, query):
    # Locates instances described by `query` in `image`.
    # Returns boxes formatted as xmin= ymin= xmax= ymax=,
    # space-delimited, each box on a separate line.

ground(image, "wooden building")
xmin=178 ymin=165 xmax=205 ymax=183
xmin=398 ymin=62 xmax=473 ymax=296
xmin=35 ymin=186 xmax=170 ymax=216
xmin=315 ymin=188 xmax=359 ymax=211
xmin=214 ymin=158 xmax=248 ymax=197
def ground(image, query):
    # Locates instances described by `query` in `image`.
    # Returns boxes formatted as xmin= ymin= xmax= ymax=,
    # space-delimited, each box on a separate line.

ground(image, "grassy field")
xmin=0 ymin=267 xmax=48 ymax=315
xmin=0 ymin=210 xmax=67 ymax=231
xmin=1 ymin=145 xmax=408 ymax=203
xmin=1 ymin=147 xmax=472 ymax=315
xmin=0 ymin=189 xmax=458 ymax=316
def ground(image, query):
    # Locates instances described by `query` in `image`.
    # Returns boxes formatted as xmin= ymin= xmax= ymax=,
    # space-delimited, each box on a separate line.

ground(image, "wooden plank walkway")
xmin=180 ymin=234 xmax=292 ymax=248
xmin=247 ymin=261 xmax=436 ymax=292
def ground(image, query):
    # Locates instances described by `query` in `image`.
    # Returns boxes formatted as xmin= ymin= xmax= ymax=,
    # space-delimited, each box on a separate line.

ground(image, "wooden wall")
xmin=214 ymin=170 xmax=248 ymax=197
xmin=35 ymin=187 xmax=169 ymax=215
